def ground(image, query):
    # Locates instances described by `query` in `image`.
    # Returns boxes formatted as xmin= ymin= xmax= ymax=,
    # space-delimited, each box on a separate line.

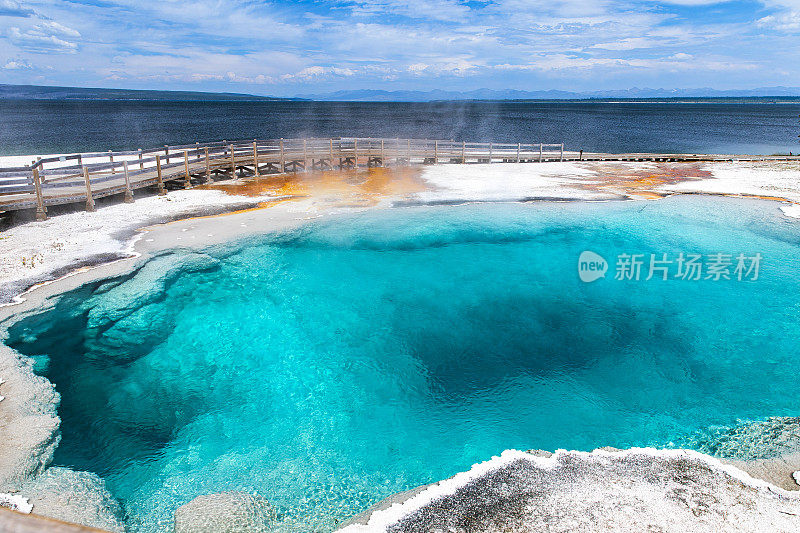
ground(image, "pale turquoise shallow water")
xmin=7 ymin=196 xmax=800 ymax=531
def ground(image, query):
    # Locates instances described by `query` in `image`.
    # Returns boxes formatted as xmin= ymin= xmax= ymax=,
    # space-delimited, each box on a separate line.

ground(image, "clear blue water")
xmin=6 ymin=196 xmax=800 ymax=531
xmin=1 ymin=100 xmax=799 ymax=155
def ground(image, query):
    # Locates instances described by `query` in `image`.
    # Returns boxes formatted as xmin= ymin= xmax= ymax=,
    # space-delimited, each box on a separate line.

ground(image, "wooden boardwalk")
xmin=1 ymin=137 xmax=798 ymax=220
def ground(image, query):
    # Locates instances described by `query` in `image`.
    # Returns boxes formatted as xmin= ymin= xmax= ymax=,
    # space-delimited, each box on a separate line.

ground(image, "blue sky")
xmin=0 ymin=0 xmax=798 ymax=96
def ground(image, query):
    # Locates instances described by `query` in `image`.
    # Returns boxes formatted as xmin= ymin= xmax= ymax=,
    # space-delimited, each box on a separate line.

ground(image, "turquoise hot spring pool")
xmin=6 ymin=195 xmax=800 ymax=531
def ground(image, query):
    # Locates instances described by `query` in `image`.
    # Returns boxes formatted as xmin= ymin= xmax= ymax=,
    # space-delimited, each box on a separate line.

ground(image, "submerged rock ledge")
xmin=339 ymin=448 xmax=800 ymax=533
xmin=0 ymin=343 xmax=124 ymax=532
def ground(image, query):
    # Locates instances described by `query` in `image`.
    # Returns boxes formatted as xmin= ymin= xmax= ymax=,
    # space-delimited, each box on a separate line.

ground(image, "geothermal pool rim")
xmin=1 ymin=137 xmax=799 ymax=220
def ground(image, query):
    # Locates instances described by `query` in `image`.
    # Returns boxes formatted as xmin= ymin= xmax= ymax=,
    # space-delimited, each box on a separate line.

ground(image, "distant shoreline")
xmin=2 ymin=83 xmax=800 ymax=104
xmin=4 ymin=99 xmax=800 ymax=105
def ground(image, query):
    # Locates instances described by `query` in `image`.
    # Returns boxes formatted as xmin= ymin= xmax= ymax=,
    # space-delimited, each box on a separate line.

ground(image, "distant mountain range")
xmin=2 ymin=83 xmax=800 ymax=103
xmin=299 ymin=87 xmax=800 ymax=102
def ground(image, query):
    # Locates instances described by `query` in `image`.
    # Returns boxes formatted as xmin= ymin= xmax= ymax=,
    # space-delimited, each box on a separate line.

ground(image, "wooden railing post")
xmin=380 ymin=139 xmax=385 ymax=166
xmin=155 ymin=155 xmax=166 ymax=195
xmin=407 ymin=139 xmax=411 ymax=164
xmin=32 ymin=166 xmax=47 ymax=221
xmin=82 ymin=166 xmax=95 ymax=212
xmin=138 ymin=149 xmax=144 ymax=170
xmin=462 ymin=141 xmax=466 ymax=163
xmin=539 ymin=143 xmax=543 ymax=162
xmin=396 ymin=138 xmax=401 ymax=165
xmin=196 ymin=142 xmax=201 ymax=161
xmin=303 ymin=138 xmax=308 ymax=172
xmin=489 ymin=142 xmax=493 ymax=163
xmin=353 ymin=138 xmax=358 ymax=169
xmin=434 ymin=140 xmax=438 ymax=164
xmin=280 ymin=138 xmax=286 ymax=173
xmin=253 ymin=141 xmax=260 ymax=178
xmin=516 ymin=143 xmax=521 ymax=163
xmin=184 ymin=150 xmax=192 ymax=189
xmin=109 ymin=150 xmax=115 ymax=174
xmin=229 ymin=144 xmax=236 ymax=178
xmin=329 ymin=138 xmax=334 ymax=166
xmin=560 ymin=143 xmax=564 ymax=162
xmin=204 ymin=147 xmax=211 ymax=183
xmin=165 ymin=145 xmax=170 ymax=164
xmin=122 ymin=161 xmax=134 ymax=203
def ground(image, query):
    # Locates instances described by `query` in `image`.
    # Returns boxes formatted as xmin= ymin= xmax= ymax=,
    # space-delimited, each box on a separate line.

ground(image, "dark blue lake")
xmin=1 ymin=99 xmax=798 ymax=156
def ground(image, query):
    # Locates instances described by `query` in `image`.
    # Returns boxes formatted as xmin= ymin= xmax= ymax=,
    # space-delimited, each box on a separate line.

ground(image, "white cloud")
xmin=6 ymin=24 xmax=80 ymax=53
xmin=407 ymin=59 xmax=480 ymax=76
xmin=280 ymin=66 xmax=356 ymax=82
xmin=2 ymin=57 xmax=32 ymax=70
xmin=495 ymin=53 xmax=755 ymax=73
xmin=592 ymin=37 xmax=661 ymax=50
xmin=38 ymin=21 xmax=81 ymax=39
xmin=757 ymin=11 xmax=800 ymax=31
xmin=761 ymin=0 xmax=800 ymax=10
xmin=346 ymin=0 xmax=470 ymax=21
xmin=99 ymin=48 xmax=305 ymax=85
xmin=0 ymin=0 xmax=34 ymax=17
xmin=653 ymin=0 xmax=725 ymax=4
xmin=106 ymin=0 xmax=305 ymax=42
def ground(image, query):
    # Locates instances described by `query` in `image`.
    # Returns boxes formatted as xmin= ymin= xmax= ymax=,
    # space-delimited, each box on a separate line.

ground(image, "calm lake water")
xmin=8 ymin=196 xmax=800 ymax=532
xmin=1 ymin=99 xmax=799 ymax=156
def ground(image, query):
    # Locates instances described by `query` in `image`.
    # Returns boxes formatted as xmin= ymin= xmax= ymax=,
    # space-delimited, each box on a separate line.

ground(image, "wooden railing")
xmin=0 ymin=137 xmax=566 ymax=220
xmin=3 ymin=138 xmax=800 ymax=221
